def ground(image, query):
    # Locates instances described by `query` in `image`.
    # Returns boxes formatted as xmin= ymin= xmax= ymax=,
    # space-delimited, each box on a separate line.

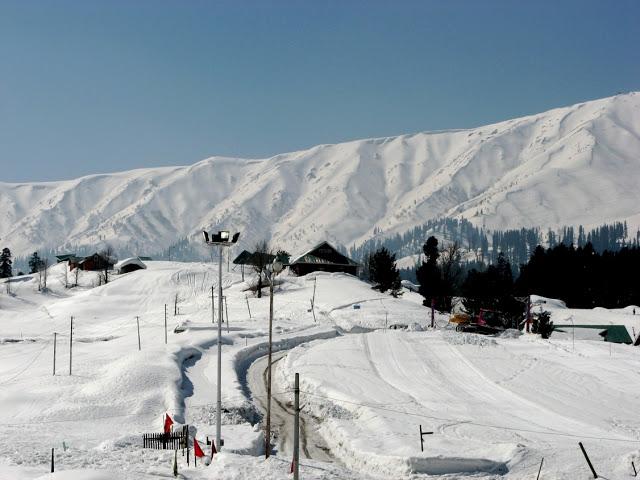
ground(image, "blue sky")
xmin=1 ymin=0 xmax=639 ymax=182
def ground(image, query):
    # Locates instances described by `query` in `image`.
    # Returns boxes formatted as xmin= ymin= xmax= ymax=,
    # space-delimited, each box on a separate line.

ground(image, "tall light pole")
xmin=203 ymin=230 xmax=240 ymax=452
xmin=265 ymin=258 xmax=283 ymax=459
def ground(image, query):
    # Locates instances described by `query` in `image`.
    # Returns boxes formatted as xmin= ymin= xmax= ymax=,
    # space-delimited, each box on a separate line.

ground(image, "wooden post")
xmin=293 ymin=373 xmax=300 ymax=480
xmin=430 ymin=299 xmax=435 ymax=328
xmin=419 ymin=425 xmax=433 ymax=452
xmin=164 ymin=304 xmax=168 ymax=344
xmin=69 ymin=316 xmax=73 ymax=375
xmin=632 ymin=460 xmax=637 ymax=477
xmin=311 ymin=276 xmax=317 ymax=322
xmin=136 ymin=316 xmax=141 ymax=351
xmin=265 ymin=279 xmax=274 ymax=459
xmin=578 ymin=442 xmax=598 ymax=479
xmin=536 ymin=457 xmax=544 ymax=480
xmin=245 ymin=294 xmax=252 ymax=319
xmin=51 ymin=448 xmax=54 ymax=472
xmin=53 ymin=332 xmax=57 ymax=375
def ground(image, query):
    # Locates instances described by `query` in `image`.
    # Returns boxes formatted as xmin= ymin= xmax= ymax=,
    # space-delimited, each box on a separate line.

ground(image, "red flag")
xmin=164 ymin=413 xmax=174 ymax=434
xmin=194 ymin=438 xmax=205 ymax=458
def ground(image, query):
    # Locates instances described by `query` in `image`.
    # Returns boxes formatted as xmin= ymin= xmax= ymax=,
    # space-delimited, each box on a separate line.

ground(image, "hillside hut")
xmin=115 ymin=257 xmax=147 ymax=274
xmin=79 ymin=253 xmax=116 ymax=272
xmin=289 ymin=241 xmax=359 ymax=276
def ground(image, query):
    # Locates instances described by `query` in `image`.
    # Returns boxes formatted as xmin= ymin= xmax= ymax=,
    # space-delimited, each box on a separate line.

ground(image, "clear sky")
xmin=1 ymin=0 xmax=639 ymax=182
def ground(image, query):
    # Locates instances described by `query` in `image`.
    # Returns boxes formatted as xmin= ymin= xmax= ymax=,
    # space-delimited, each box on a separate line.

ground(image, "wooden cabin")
xmin=289 ymin=241 xmax=359 ymax=276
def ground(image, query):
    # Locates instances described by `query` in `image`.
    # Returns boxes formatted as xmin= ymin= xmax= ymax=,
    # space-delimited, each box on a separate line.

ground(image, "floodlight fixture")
xmin=203 ymin=230 xmax=241 ymax=245
xmin=201 ymin=227 xmax=241 ymax=452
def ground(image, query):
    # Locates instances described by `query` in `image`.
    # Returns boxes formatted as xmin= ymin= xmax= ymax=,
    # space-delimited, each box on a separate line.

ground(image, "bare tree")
xmin=174 ymin=292 xmax=181 ymax=315
xmin=38 ymin=258 xmax=49 ymax=291
xmin=251 ymin=241 xmax=272 ymax=299
xmin=439 ymin=242 xmax=462 ymax=311
xmin=72 ymin=265 xmax=80 ymax=288
xmin=99 ymin=245 xmax=115 ymax=285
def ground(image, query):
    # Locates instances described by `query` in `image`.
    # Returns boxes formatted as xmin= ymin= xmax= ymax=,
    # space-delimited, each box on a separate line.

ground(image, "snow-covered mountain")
xmin=2 ymin=92 xmax=640 ymax=257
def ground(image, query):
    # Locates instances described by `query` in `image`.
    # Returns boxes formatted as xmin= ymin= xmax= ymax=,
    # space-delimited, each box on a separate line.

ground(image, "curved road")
xmin=247 ymin=352 xmax=333 ymax=462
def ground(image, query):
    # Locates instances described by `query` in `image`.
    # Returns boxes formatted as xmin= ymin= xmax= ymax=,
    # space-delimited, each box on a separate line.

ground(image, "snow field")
xmin=276 ymin=328 xmax=640 ymax=479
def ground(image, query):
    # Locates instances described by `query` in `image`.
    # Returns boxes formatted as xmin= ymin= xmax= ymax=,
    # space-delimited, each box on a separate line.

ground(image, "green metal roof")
xmin=554 ymin=324 xmax=633 ymax=344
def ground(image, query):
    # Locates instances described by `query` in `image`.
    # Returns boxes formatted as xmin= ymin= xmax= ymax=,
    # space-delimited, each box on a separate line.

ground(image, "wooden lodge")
xmin=289 ymin=241 xmax=359 ymax=276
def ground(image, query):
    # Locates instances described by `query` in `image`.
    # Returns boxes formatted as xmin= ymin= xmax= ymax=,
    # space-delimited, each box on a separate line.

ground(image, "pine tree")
xmin=28 ymin=252 xmax=44 ymax=274
xmin=0 ymin=248 xmax=12 ymax=279
xmin=417 ymin=236 xmax=442 ymax=307
xmin=369 ymin=247 xmax=401 ymax=294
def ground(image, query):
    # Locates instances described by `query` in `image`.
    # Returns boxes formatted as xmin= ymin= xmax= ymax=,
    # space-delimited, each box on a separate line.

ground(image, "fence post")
xmin=632 ymin=460 xmax=637 ymax=477
xmin=245 ymin=294 xmax=252 ymax=319
xmin=50 ymin=448 xmax=54 ymax=473
xmin=536 ymin=457 xmax=544 ymax=480
xmin=164 ymin=304 xmax=168 ymax=344
xmin=136 ymin=316 xmax=141 ymax=351
xmin=578 ymin=442 xmax=598 ymax=479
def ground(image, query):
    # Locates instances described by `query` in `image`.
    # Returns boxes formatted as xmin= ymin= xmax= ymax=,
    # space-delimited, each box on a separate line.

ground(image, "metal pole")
xmin=293 ymin=372 xmax=300 ymax=480
xmin=216 ymin=245 xmax=223 ymax=451
xmin=164 ymin=304 xmax=168 ymax=344
xmin=53 ymin=332 xmax=57 ymax=375
xmin=136 ymin=316 xmax=141 ymax=351
xmin=69 ymin=316 xmax=73 ymax=375
xmin=266 ymin=274 xmax=274 ymax=458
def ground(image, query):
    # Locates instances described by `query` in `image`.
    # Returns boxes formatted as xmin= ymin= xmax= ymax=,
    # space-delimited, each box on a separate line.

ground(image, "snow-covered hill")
xmin=2 ymin=92 xmax=640 ymax=257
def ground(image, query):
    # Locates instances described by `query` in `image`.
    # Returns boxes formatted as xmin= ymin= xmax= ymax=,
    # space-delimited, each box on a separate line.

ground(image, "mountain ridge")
xmin=2 ymin=92 xmax=640 ymax=257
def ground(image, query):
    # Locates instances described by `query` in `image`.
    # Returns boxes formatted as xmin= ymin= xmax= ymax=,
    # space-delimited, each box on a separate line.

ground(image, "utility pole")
xmin=216 ymin=244 xmax=223 ymax=451
xmin=53 ymin=332 xmax=57 ymax=375
xmin=69 ymin=316 xmax=73 ymax=375
xmin=293 ymin=372 xmax=300 ymax=480
xmin=266 ymin=272 xmax=274 ymax=458
xmin=136 ymin=316 xmax=141 ymax=351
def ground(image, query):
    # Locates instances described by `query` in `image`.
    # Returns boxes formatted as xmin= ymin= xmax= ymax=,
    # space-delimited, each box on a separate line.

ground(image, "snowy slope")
xmin=2 ymin=92 xmax=640 ymax=257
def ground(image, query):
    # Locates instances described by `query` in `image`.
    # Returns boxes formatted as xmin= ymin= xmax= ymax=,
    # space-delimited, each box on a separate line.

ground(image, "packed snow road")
xmin=248 ymin=351 xmax=333 ymax=462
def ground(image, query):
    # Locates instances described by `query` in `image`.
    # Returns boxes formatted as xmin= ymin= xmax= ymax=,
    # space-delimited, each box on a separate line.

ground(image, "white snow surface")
xmin=3 ymin=92 xmax=640 ymax=256
xmin=2 ymin=261 xmax=640 ymax=479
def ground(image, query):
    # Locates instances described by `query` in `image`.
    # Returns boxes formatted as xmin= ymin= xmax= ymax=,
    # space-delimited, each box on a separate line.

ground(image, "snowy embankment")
xmin=0 ymin=262 xmax=430 ymax=479
xmin=277 ymin=327 xmax=640 ymax=479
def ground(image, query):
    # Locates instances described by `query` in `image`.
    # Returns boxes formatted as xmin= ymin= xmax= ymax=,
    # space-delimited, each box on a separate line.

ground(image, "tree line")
xmin=366 ymin=235 xmax=640 ymax=318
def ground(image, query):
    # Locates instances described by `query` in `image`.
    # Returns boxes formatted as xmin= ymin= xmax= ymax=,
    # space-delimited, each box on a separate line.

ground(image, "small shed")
xmin=289 ymin=241 xmax=359 ymax=276
xmin=115 ymin=257 xmax=147 ymax=274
